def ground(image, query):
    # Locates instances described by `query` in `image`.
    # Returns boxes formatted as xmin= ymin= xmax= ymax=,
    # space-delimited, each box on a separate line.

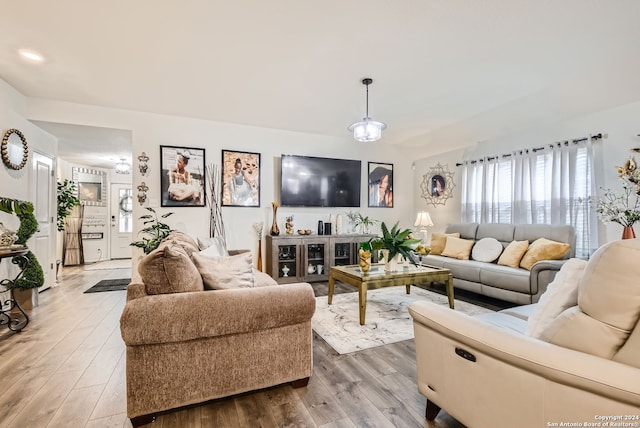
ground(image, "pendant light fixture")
xmin=115 ymin=158 xmax=131 ymax=175
xmin=348 ymin=78 xmax=387 ymax=142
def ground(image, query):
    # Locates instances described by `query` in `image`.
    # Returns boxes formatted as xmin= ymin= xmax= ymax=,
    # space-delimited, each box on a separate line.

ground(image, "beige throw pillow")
xmin=191 ymin=251 xmax=255 ymax=290
xmin=519 ymin=238 xmax=571 ymax=270
xmin=441 ymin=237 xmax=475 ymax=260
xmin=138 ymin=244 xmax=204 ymax=295
xmin=497 ymin=240 xmax=529 ymax=268
xmin=430 ymin=232 xmax=461 ymax=255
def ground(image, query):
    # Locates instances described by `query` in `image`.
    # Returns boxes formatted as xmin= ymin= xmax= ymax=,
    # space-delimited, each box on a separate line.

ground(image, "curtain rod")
xmin=455 ymin=133 xmax=603 ymax=167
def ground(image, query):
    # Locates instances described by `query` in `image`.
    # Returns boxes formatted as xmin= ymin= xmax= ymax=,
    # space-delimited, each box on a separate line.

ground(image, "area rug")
xmin=84 ymin=278 xmax=131 ymax=293
xmin=83 ymin=259 xmax=131 ymax=271
xmin=312 ymin=287 xmax=494 ymax=354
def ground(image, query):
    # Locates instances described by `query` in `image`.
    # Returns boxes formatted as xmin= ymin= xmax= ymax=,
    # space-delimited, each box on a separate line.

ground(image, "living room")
xmin=1 ymin=2 xmax=640 ymax=427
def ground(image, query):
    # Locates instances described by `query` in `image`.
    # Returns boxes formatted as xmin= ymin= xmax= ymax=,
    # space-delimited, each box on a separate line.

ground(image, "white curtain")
xmin=461 ymin=139 xmax=597 ymax=258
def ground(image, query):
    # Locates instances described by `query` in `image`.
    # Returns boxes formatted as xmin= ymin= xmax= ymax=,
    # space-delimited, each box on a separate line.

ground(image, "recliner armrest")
xmin=409 ymin=301 xmax=640 ymax=406
xmin=120 ymin=282 xmax=315 ymax=346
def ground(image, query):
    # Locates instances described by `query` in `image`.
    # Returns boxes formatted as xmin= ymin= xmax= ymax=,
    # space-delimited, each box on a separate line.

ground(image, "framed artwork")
xmin=420 ymin=163 xmax=455 ymax=206
xmin=160 ymin=145 xmax=206 ymax=207
xmin=78 ymin=182 xmax=101 ymax=203
xmin=221 ymin=150 xmax=261 ymax=207
xmin=368 ymin=162 xmax=394 ymax=207
xmin=73 ymin=167 xmax=107 ymax=206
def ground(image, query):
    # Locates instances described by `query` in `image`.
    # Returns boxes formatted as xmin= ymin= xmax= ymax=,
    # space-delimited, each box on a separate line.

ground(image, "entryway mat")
xmin=84 ymin=278 xmax=130 ymax=293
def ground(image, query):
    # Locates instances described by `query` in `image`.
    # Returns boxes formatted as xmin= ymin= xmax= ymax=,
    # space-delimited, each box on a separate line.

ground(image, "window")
xmin=461 ymin=141 xmax=596 ymax=258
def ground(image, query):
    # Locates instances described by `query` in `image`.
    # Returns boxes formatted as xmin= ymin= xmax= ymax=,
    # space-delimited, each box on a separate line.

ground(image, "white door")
xmin=31 ymin=152 xmax=55 ymax=291
xmin=110 ymin=184 xmax=133 ymax=259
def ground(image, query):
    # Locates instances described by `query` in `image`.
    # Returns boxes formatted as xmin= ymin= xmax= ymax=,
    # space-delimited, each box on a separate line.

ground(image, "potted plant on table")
xmin=371 ymin=221 xmax=421 ymax=271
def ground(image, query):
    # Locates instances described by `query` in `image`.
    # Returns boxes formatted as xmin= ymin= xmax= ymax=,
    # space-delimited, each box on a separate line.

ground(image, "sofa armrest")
xmin=120 ymin=282 xmax=315 ymax=346
xmin=409 ymin=301 xmax=640 ymax=406
xmin=529 ymin=259 xmax=566 ymax=300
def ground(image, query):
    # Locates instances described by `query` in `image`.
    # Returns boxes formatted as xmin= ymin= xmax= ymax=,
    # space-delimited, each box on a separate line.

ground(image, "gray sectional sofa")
xmin=421 ymin=223 xmax=576 ymax=305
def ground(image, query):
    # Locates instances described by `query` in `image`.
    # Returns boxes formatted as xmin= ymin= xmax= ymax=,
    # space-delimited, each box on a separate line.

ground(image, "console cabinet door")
xmin=301 ymin=238 xmax=329 ymax=281
xmin=267 ymin=237 xmax=303 ymax=283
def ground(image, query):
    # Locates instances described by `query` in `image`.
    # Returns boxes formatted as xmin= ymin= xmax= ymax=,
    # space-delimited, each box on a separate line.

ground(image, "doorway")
xmin=110 ymin=184 xmax=133 ymax=260
xmin=31 ymin=151 xmax=55 ymax=291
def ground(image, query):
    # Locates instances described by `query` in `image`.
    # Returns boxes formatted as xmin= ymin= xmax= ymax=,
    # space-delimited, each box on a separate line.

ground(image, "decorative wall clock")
xmin=420 ymin=163 xmax=455 ymax=206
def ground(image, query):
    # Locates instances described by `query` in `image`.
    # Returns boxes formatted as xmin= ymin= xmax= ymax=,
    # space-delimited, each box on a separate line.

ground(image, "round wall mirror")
xmin=1 ymin=129 xmax=29 ymax=170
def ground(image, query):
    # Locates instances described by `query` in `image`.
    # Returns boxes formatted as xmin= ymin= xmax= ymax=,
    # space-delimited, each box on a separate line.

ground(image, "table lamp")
xmin=414 ymin=211 xmax=434 ymax=244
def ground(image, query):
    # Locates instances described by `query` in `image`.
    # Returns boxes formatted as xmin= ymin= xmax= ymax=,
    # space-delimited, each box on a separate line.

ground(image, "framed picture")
xmin=368 ymin=162 xmax=393 ymax=207
xmin=420 ymin=163 xmax=456 ymax=206
xmin=160 ymin=145 xmax=206 ymax=207
xmin=78 ymin=182 xmax=102 ymax=204
xmin=221 ymin=150 xmax=261 ymax=207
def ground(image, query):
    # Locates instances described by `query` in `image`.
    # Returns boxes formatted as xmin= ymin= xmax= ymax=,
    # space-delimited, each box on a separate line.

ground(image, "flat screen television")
xmin=280 ymin=155 xmax=361 ymax=207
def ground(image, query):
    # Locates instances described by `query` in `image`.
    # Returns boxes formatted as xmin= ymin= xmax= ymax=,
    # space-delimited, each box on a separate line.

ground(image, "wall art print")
xmin=368 ymin=162 xmax=393 ymax=207
xmin=221 ymin=150 xmax=261 ymax=207
xmin=160 ymin=145 xmax=206 ymax=207
xmin=420 ymin=163 xmax=455 ymax=206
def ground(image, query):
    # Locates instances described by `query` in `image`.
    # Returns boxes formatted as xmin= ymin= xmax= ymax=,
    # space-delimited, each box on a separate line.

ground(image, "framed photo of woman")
xmin=221 ymin=150 xmax=261 ymax=207
xmin=160 ymin=145 xmax=206 ymax=207
xmin=368 ymin=162 xmax=393 ymax=208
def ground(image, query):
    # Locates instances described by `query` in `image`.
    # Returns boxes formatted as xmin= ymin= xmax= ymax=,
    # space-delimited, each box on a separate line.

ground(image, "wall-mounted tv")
xmin=280 ymin=155 xmax=361 ymax=207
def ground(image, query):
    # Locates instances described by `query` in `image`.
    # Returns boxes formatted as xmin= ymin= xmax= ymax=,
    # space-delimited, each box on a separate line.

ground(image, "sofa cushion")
xmin=445 ymin=223 xmax=478 ymax=240
xmin=197 ymin=236 xmax=229 ymax=257
xmin=191 ymin=251 xmax=255 ymax=290
xmin=430 ymin=232 xmax=460 ymax=255
xmin=519 ymin=237 xmax=570 ymax=270
xmin=540 ymin=239 xmax=640 ymax=365
xmin=497 ymin=240 xmax=529 ymax=268
xmin=514 ymin=224 xmax=576 ymax=258
xmin=475 ymin=224 xmax=515 ymax=244
xmin=441 ymin=237 xmax=475 ymax=260
xmin=254 ymin=269 xmax=278 ymax=287
xmin=478 ymin=264 xmax=530 ymax=293
xmin=163 ymin=231 xmax=200 ymax=257
xmin=526 ymin=258 xmax=587 ymax=338
xmin=138 ymin=243 xmax=204 ymax=295
xmin=471 ymin=237 xmax=503 ymax=263
xmin=440 ymin=258 xmax=483 ymax=283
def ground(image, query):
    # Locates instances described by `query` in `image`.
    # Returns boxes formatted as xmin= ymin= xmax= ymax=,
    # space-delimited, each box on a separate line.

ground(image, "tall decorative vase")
xmin=622 ymin=226 xmax=636 ymax=239
xmin=257 ymin=239 xmax=263 ymax=271
xmin=270 ymin=203 xmax=280 ymax=236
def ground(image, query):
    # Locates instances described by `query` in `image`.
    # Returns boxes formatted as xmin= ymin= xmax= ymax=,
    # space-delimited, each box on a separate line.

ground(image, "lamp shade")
xmin=348 ymin=118 xmax=387 ymax=142
xmin=414 ymin=211 xmax=433 ymax=229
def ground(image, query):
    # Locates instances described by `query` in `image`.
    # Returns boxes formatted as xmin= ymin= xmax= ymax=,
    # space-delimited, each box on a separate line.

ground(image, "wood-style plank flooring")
xmin=0 ymin=262 xmax=494 ymax=427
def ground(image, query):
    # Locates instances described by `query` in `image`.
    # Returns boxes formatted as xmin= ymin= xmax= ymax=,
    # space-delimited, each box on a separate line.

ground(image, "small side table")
xmin=0 ymin=247 xmax=30 ymax=332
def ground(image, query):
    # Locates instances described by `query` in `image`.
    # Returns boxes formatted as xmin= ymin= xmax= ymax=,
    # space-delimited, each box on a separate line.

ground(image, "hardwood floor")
xmin=0 ymin=263 xmax=471 ymax=428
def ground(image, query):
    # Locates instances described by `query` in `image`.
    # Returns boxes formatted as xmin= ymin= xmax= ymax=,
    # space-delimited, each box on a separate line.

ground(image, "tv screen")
xmin=280 ymin=155 xmax=361 ymax=207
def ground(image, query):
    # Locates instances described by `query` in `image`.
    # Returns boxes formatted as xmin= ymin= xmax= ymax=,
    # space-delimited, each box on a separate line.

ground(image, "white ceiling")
xmin=2 ymin=1 xmax=640 ymax=168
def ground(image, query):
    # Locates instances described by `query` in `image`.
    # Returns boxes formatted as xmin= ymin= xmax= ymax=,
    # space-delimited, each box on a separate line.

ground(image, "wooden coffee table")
xmin=328 ymin=263 xmax=454 ymax=325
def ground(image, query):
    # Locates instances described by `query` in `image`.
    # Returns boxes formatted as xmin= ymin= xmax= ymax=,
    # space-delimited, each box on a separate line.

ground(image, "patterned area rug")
xmin=312 ymin=287 xmax=494 ymax=354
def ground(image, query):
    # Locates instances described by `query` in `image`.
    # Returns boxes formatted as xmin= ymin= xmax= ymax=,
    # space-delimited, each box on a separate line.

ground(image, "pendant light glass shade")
xmin=115 ymin=158 xmax=131 ymax=174
xmin=349 ymin=78 xmax=386 ymax=142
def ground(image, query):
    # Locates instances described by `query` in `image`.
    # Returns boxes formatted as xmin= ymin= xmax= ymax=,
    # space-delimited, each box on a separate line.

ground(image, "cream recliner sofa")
xmin=409 ymin=238 xmax=640 ymax=427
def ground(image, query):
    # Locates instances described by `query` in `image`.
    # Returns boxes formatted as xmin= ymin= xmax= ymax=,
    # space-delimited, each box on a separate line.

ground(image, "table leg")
xmin=359 ymin=283 xmax=368 ymax=325
xmin=328 ymin=275 xmax=335 ymax=305
xmin=445 ymin=273 xmax=455 ymax=309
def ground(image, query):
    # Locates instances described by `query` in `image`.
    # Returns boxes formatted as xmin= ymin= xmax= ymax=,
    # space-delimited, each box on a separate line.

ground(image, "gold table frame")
xmin=328 ymin=263 xmax=454 ymax=325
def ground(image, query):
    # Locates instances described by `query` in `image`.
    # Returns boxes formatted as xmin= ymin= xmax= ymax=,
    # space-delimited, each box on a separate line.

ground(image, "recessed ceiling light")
xmin=18 ymin=49 xmax=45 ymax=63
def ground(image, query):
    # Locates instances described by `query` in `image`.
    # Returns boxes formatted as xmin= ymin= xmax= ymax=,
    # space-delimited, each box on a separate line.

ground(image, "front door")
xmin=31 ymin=151 xmax=55 ymax=291
xmin=110 ymin=184 xmax=133 ymax=259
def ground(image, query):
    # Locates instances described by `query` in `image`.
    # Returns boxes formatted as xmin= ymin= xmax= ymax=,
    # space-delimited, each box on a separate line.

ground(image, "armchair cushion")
xmin=191 ymin=251 xmax=254 ymax=290
xmin=526 ymin=258 xmax=587 ymax=338
xmin=138 ymin=243 xmax=204 ymax=295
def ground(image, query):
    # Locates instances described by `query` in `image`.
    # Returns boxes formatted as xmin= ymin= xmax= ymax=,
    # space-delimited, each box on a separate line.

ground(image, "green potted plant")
xmin=371 ymin=221 xmax=421 ymax=271
xmin=0 ymin=197 xmax=45 ymax=308
xmin=57 ymin=179 xmax=80 ymax=231
xmin=130 ymin=207 xmax=174 ymax=254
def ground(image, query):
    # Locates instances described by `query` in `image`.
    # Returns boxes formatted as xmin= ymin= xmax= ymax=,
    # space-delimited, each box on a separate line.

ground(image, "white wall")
xmin=415 ymin=100 xmax=640 ymax=246
xmin=27 ymin=98 xmax=418 ymax=264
